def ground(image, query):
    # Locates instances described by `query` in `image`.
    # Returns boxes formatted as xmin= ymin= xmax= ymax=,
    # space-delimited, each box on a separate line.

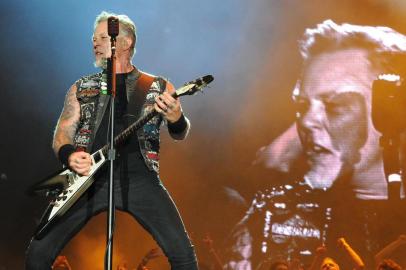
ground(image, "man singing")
xmin=226 ymin=20 xmax=406 ymax=269
xmin=25 ymin=11 xmax=198 ymax=270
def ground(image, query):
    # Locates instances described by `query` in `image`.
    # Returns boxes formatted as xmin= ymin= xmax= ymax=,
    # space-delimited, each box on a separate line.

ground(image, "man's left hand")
xmin=154 ymin=92 xmax=182 ymax=123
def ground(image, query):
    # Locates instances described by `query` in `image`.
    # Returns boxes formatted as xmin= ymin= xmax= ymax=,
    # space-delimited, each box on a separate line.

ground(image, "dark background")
xmin=0 ymin=0 xmax=405 ymax=269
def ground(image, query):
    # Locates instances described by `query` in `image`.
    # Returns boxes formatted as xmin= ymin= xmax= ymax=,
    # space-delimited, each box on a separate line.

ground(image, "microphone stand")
xmin=371 ymin=77 xmax=404 ymax=202
xmin=105 ymin=34 xmax=117 ymax=270
xmin=380 ymin=135 xmax=402 ymax=202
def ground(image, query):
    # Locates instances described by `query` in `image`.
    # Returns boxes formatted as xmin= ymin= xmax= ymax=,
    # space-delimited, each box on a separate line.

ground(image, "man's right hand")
xmin=68 ymin=151 xmax=92 ymax=175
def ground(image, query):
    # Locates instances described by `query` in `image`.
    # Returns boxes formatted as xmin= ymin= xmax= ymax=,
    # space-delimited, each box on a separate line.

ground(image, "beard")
xmin=94 ymin=57 xmax=108 ymax=69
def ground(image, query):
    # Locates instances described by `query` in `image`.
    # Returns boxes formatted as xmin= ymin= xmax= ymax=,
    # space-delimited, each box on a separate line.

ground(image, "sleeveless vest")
xmin=72 ymin=68 xmax=166 ymax=173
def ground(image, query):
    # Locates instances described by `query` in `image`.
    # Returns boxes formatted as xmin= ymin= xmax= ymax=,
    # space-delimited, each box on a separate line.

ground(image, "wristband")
xmin=168 ymin=113 xmax=187 ymax=134
xmin=58 ymin=144 xmax=75 ymax=167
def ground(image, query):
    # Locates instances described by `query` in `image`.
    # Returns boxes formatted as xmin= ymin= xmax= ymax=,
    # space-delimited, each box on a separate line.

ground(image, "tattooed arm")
xmin=52 ymin=84 xmax=81 ymax=155
xmin=52 ymin=84 xmax=92 ymax=175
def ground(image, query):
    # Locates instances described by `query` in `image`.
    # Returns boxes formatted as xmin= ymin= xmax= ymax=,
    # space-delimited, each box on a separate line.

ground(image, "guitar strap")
xmin=135 ymin=71 xmax=156 ymax=94
xmin=125 ymin=70 xmax=160 ymax=127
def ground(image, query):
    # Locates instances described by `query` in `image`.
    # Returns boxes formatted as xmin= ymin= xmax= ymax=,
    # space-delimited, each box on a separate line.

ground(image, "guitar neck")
xmin=98 ymin=76 xmax=209 ymax=155
xmin=101 ymin=108 xmax=159 ymax=155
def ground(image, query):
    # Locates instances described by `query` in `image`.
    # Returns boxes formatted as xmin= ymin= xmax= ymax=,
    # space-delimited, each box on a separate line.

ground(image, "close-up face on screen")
xmin=295 ymin=49 xmax=372 ymax=190
xmin=228 ymin=18 xmax=406 ymax=270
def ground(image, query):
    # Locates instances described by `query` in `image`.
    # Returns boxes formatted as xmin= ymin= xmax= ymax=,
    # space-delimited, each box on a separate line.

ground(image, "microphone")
xmin=372 ymin=74 xmax=406 ymax=201
xmin=107 ymin=16 xmax=119 ymax=38
xmin=372 ymin=74 xmax=406 ymax=134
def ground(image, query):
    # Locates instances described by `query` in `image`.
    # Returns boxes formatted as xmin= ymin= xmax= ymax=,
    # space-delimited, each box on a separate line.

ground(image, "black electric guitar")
xmin=29 ymin=75 xmax=213 ymax=239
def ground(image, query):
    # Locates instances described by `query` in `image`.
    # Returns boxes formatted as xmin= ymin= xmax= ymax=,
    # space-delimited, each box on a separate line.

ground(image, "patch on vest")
xmin=146 ymin=151 xmax=159 ymax=161
xmin=146 ymin=92 xmax=159 ymax=100
xmin=81 ymin=103 xmax=95 ymax=125
xmin=150 ymin=81 xmax=161 ymax=91
xmin=144 ymin=122 xmax=160 ymax=134
xmin=75 ymin=135 xmax=91 ymax=147
xmin=74 ymin=102 xmax=96 ymax=148
xmin=80 ymin=80 xmax=99 ymax=88
xmin=77 ymin=88 xmax=99 ymax=99
xmin=144 ymin=81 xmax=162 ymax=105
xmin=146 ymin=151 xmax=159 ymax=172
xmin=271 ymin=215 xmax=320 ymax=240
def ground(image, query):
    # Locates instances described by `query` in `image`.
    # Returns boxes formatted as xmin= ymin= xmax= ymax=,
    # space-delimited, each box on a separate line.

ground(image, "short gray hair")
xmin=300 ymin=19 xmax=406 ymax=74
xmin=94 ymin=11 xmax=137 ymax=58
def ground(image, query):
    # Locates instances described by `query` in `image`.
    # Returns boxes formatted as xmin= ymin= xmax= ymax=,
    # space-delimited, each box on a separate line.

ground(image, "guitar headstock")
xmin=174 ymin=75 xmax=214 ymax=98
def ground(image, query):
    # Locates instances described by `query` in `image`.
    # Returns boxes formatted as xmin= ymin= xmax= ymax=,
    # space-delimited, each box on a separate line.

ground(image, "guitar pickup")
xmin=56 ymin=195 xmax=68 ymax=202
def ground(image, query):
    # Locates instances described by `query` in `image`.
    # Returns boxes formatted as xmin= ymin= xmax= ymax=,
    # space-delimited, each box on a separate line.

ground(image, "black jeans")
xmin=25 ymin=159 xmax=198 ymax=270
